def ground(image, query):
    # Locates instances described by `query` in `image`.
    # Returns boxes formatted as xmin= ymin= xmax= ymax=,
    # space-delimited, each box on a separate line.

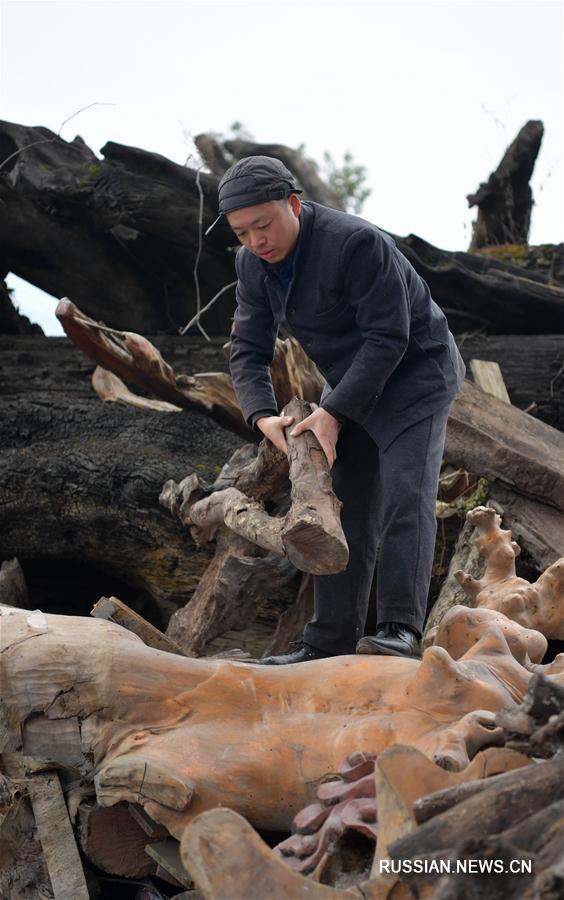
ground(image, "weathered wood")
xmin=467 ymin=120 xmax=544 ymax=250
xmin=488 ymin=483 xmax=564 ymax=569
xmin=57 ymin=299 xmax=251 ymax=439
xmin=27 ymin=771 xmax=89 ymax=900
xmin=458 ymin=333 xmax=564 ymax=432
xmin=446 ymin=380 xmax=564 ymax=511
xmin=91 ymin=594 xmax=188 ymax=656
xmin=412 ymin=763 xmax=533 ymax=825
xmin=0 ymin=120 xmax=237 ymax=334
xmin=78 ymin=800 xmax=157 ymax=877
xmin=423 ymin=514 xmax=484 ymax=646
xmin=282 ymin=398 xmax=349 ymax=574
xmin=396 ymin=233 xmax=564 ymax=333
xmin=469 ymin=359 xmax=511 ymax=404
xmin=388 ymin=755 xmax=564 ymax=861
xmin=180 ymin=808 xmax=361 ymax=900
xmin=93 ymin=365 xmax=183 ymax=412
xmin=145 ymin=839 xmax=193 ymax=889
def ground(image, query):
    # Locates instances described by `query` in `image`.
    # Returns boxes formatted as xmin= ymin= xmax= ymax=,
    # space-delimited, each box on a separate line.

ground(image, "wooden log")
xmin=27 ymin=771 xmax=89 ymax=900
xmin=282 ymin=398 xmax=349 ymax=574
xmin=0 ymin=121 xmax=236 ymax=335
xmin=180 ymin=808 xmax=361 ymax=900
xmin=445 ymin=380 xmax=564 ymax=511
xmin=412 ymin=762 xmax=533 ymax=825
xmin=91 ymin=595 xmax=188 ymax=656
xmin=469 ymin=359 xmax=511 ymax=404
xmin=388 ymin=755 xmax=564 ymax=861
xmin=78 ymin=800 xmax=158 ymax=877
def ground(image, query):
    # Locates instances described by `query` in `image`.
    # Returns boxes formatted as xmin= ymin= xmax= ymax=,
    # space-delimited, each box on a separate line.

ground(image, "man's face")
xmin=226 ymin=195 xmax=301 ymax=264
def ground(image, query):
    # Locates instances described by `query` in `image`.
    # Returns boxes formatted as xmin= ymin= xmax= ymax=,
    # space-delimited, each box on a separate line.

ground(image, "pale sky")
xmin=1 ymin=0 xmax=562 ymax=334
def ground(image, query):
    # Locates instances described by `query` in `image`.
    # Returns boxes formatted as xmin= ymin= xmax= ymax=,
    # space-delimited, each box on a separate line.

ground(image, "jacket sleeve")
xmin=229 ymin=250 xmax=279 ymax=425
xmin=319 ymin=227 xmax=410 ymax=422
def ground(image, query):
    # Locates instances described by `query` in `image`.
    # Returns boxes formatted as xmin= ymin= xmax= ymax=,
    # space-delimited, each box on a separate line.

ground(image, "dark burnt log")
xmin=0 ymin=373 xmax=242 ymax=628
xmin=0 ymin=278 xmax=43 ymax=335
xmin=219 ymin=137 xmax=346 ymax=210
xmin=458 ymin=333 xmax=564 ymax=433
xmin=467 ymin=120 xmax=544 ymax=250
xmin=395 ymin=233 xmax=564 ymax=334
xmin=0 ymin=120 xmax=235 ymax=334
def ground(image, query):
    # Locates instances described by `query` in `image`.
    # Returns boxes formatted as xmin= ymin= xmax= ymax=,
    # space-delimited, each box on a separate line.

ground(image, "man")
xmin=209 ymin=155 xmax=465 ymax=663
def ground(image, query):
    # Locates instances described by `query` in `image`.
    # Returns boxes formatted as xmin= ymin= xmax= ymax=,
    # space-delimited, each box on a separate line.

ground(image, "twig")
xmin=192 ymin=166 xmax=210 ymax=340
xmin=179 ymin=280 xmax=237 ymax=335
xmin=0 ymin=101 xmax=115 ymax=173
xmin=549 ymin=362 xmax=564 ymax=399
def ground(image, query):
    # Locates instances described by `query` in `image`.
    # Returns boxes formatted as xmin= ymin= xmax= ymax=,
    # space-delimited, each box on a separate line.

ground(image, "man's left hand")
xmin=289 ymin=408 xmax=340 ymax=468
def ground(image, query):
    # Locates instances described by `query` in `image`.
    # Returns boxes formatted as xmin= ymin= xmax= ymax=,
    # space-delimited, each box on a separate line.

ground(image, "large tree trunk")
xmin=3 ymin=120 xmax=562 ymax=337
xmin=467 ymin=120 xmax=544 ymax=250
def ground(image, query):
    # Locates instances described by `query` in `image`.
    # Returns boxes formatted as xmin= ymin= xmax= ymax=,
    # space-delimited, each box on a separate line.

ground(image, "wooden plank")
xmin=90 ymin=595 xmax=187 ymax=656
xmin=470 ymin=359 xmax=511 ymax=404
xmin=145 ymin=839 xmax=193 ymax=889
xmin=128 ymin=802 xmax=169 ymax=838
xmin=27 ymin=771 xmax=89 ymax=900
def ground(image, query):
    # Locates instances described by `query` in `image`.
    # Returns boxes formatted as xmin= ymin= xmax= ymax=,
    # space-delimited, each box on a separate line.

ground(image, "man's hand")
xmin=256 ymin=415 xmax=295 ymax=454
xmin=290 ymin=408 xmax=340 ymax=468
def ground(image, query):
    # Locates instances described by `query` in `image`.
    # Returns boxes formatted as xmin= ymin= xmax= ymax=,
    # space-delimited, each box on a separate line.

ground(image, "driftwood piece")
xmin=161 ymin=399 xmax=348 ymax=577
xmin=27 ymin=771 xmax=89 ymax=900
xmin=145 ymin=839 xmax=193 ymax=889
xmin=455 ymin=506 xmax=564 ymax=639
xmin=93 ymin=365 xmax=183 ymax=412
xmin=91 ymin=594 xmax=188 ymax=656
xmin=180 ymin=808 xmax=360 ymax=900
xmin=469 ymin=359 xmax=511 ymax=404
xmin=445 ymin=379 xmax=564 ymax=511
xmin=0 ymin=772 xmax=53 ymax=899
xmin=467 ymin=120 xmax=544 ymax=250
xmin=56 ymin=298 xmax=251 ymax=439
xmin=0 ymin=605 xmax=553 ymax=839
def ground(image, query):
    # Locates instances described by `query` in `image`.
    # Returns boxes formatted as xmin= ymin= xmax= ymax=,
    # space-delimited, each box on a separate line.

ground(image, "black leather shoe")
xmin=261 ymin=641 xmax=331 ymax=665
xmin=356 ymin=623 xmax=422 ymax=659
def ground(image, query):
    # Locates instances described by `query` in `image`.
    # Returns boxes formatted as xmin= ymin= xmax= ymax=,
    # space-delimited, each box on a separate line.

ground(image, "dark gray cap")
xmin=206 ymin=155 xmax=302 ymax=235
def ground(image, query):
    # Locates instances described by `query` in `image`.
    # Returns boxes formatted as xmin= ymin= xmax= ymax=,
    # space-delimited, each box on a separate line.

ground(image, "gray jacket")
xmin=229 ymin=201 xmax=465 ymax=450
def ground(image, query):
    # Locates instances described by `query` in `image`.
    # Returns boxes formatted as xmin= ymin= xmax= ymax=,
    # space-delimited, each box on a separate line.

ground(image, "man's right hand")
xmin=256 ymin=415 xmax=295 ymax=454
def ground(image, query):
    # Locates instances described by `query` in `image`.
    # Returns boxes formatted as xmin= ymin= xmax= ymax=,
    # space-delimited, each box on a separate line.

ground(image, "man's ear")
xmin=289 ymin=193 xmax=301 ymax=217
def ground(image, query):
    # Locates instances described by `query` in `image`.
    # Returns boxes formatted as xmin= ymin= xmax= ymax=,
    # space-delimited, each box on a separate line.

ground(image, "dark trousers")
xmin=303 ymin=403 xmax=451 ymax=655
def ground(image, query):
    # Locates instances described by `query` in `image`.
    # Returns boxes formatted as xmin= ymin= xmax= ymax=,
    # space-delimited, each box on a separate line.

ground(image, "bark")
xmin=0 ymin=120 xmax=236 ymax=334
xmin=395 ymin=233 xmax=564 ymax=333
xmin=467 ymin=120 xmax=544 ymax=250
